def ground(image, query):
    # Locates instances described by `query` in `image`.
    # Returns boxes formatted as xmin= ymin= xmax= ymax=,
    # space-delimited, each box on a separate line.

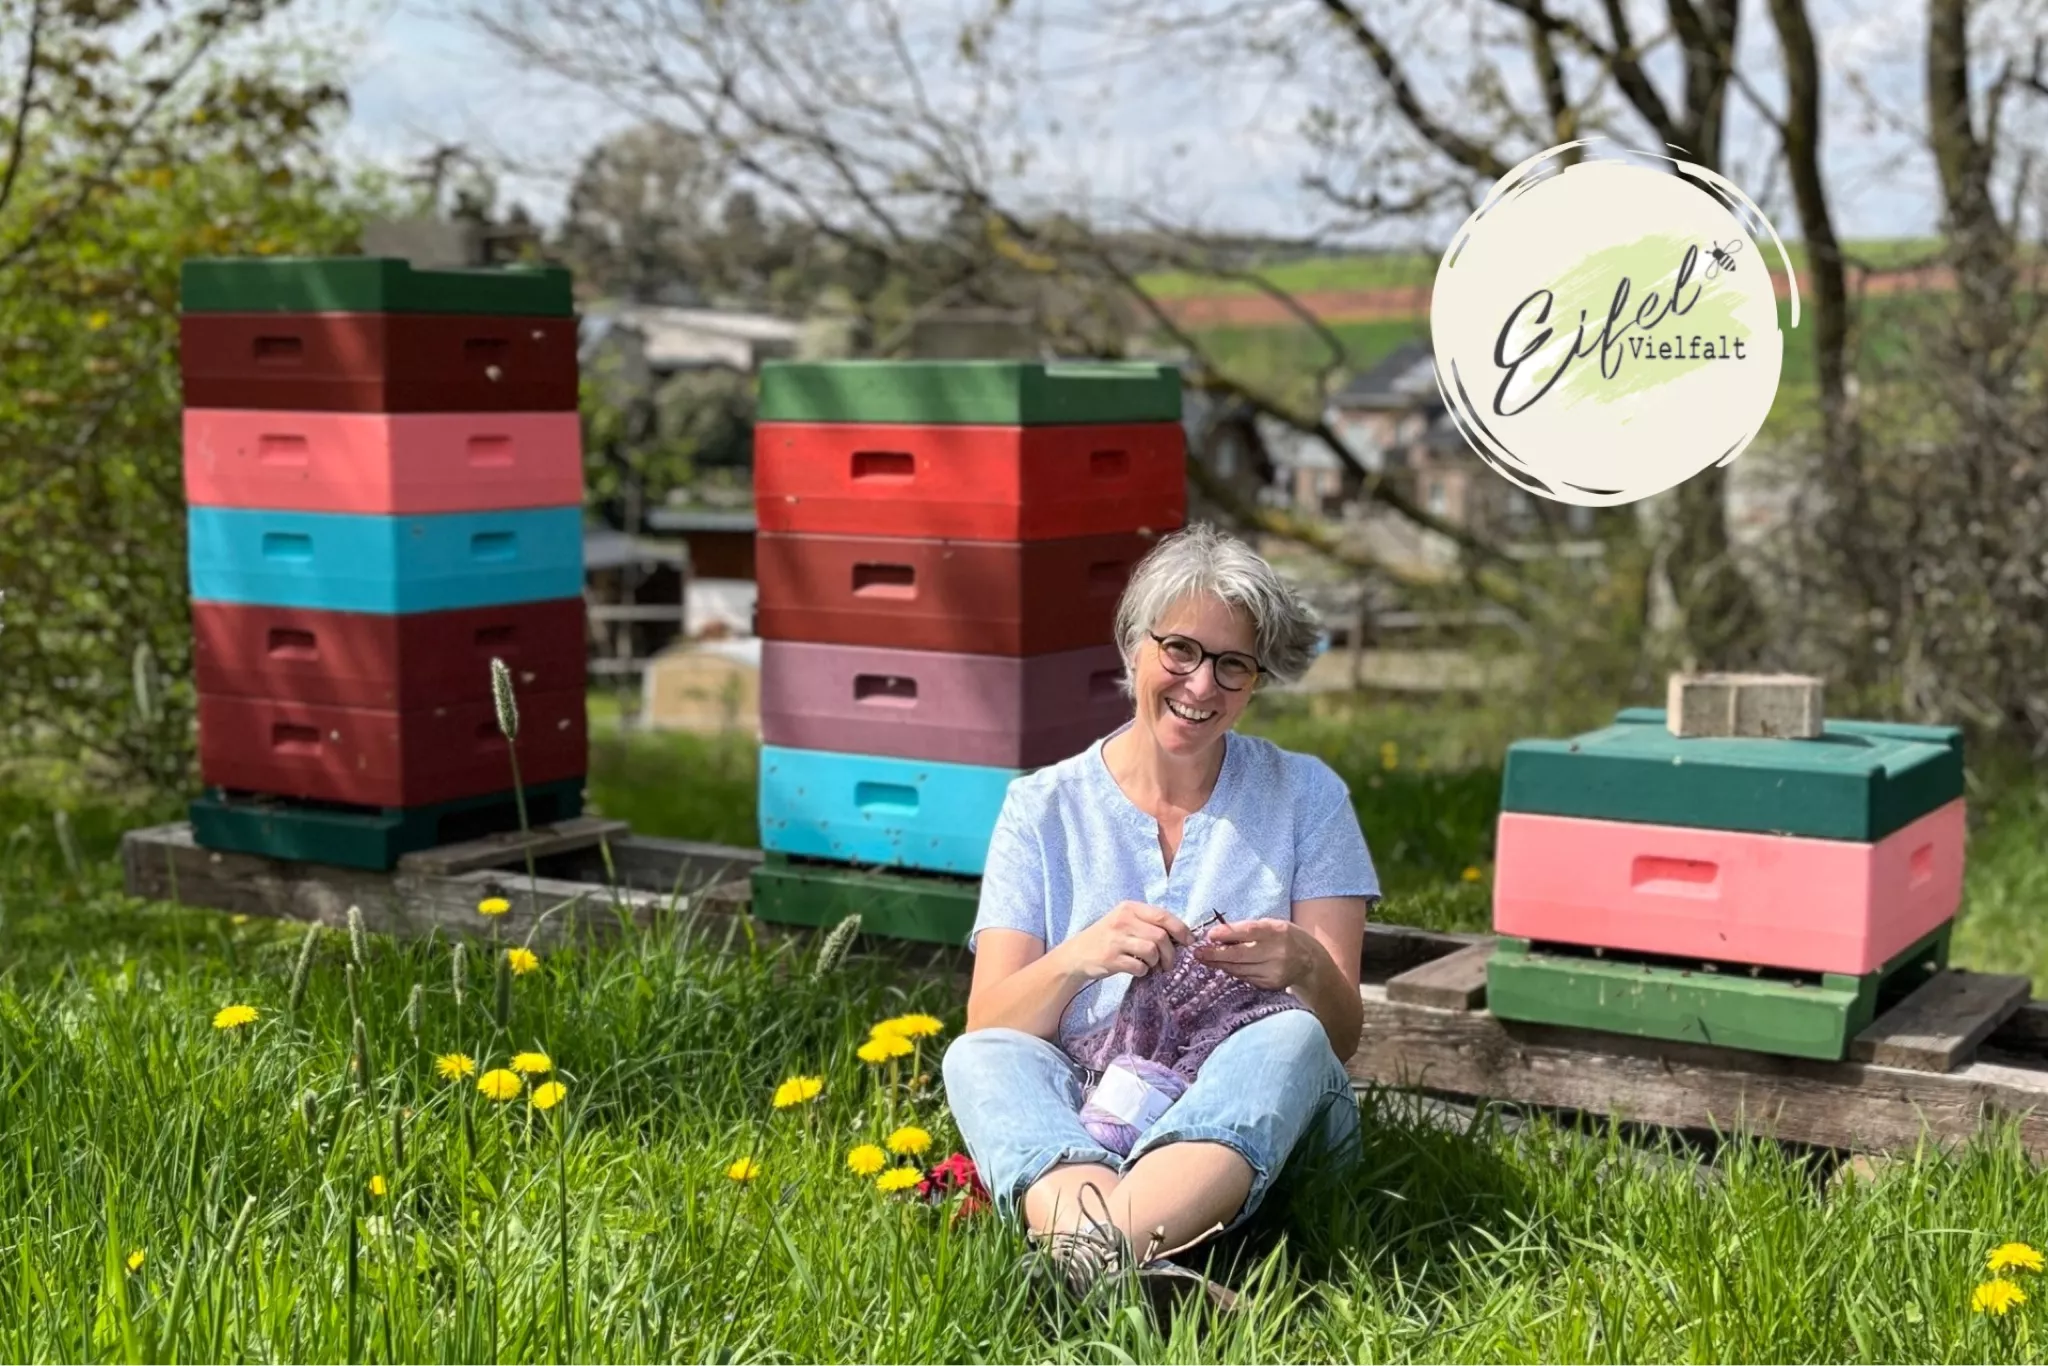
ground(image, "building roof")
xmin=584 ymin=524 xmax=689 ymax=571
xmin=1328 ymin=340 xmax=1442 ymax=413
xmin=581 ymin=303 xmax=803 ymax=372
xmin=645 ymin=507 xmax=758 ymax=535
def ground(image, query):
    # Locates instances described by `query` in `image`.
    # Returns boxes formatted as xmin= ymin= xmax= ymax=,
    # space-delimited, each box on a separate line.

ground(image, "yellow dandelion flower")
xmin=510 ymin=1050 xmax=551 ymax=1075
xmin=212 ymin=1004 xmax=258 ymax=1031
xmin=478 ymin=1068 xmax=522 ymax=1101
xmin=1974 ymin=1278 xmax=2027 ymax=1315
xmin=857 ymin=1034 xmax=914 ymax=1065
xmin=772 ymin=1075 xmax=825 ymax=1109
xmin=435 ymin=1052 xmax=477 ymax=1081
xmin=846 ymin=1144 xmax=887 ymax=1177
xmin=726 ymin=1156 xmax=760 ymax=1183
xmin=126 ymin=1249 xmax=144 ymax=1273
xmin=873 ymin=1014 xmax=944 ymax=1040
xmin=477 ymin=896 xmax=510 ymax=917
xmin=531 ymin=1081 xmax=566 ymax=1110
xmin=1990 ymin=1242 xmax=2045 ymax=1275
xmin=368 ymin=1174 xmax=388 ymax=1197
xmin=1461 ymin=866 xmax=1483 ymax=882
xmin=507 ymin=947 xmax=540 ymax=976
xmin=875 ymin=1167 xmax=921 ymax=1194
xmin=886 ymin=1125 xmax=932 ymax=1157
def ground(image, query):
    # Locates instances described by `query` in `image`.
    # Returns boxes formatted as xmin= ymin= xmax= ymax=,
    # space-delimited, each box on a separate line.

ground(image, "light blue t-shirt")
xmin=969 ymin=722 xmax=1381 ymax=1048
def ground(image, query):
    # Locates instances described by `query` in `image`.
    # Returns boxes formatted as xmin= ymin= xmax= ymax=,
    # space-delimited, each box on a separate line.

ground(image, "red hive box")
xmin=179 ymin=312 xmax=579 ymax=412
xmin=752 ymin=420 xmax=1186 ymax=541
xmin=197 ymin=689 xmax=588 ymax=809
xmin=753 ymin=530 xmax=1155 ymax=656
xmin=191 ymin=598 xmax=588 ymax=711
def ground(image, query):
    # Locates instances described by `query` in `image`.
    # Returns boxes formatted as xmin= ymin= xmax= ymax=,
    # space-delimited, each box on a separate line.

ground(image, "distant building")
xmin=579 ymin=303 xmax=803 ymax=378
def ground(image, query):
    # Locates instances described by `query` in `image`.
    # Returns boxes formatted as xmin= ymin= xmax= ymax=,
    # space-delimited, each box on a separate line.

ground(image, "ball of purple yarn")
xmin=1078 ymin=1054 xmax=1189 ymax=1156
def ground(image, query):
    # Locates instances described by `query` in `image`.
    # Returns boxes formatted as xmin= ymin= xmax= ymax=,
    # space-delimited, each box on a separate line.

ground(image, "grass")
xmin=5 ymin=695 xmax=2048 ymax=1360
xmin=1135 ymin=240 xmax=1949 ymax=301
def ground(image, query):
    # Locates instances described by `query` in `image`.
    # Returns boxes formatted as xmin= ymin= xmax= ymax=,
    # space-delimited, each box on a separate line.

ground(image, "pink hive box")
xmin=758 ymin=640 xmax=1129 ymax=768
xmin=1491 ymin=798 xmax=1966 ymax=975
xmin=183 ymin=410 xmax=583 ymax=514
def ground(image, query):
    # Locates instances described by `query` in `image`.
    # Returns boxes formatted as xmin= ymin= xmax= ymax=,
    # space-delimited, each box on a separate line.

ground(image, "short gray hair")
xmin=1112 ymin=522 xmax=1322 ymax=694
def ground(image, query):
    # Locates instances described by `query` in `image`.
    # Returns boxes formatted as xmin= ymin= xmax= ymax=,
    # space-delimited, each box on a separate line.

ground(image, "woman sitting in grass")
xmin=942 ymin=522 xmax=1378 ymax=1312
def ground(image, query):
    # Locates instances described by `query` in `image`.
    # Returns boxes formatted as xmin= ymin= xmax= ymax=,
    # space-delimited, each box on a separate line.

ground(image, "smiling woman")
xmin=941 ymin=522 xmax=1381 ymax=1318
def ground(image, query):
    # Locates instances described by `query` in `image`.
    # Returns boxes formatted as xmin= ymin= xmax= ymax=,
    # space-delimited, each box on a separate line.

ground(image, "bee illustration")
xmin=1704 ymin=238 xmax=1745 ymax=279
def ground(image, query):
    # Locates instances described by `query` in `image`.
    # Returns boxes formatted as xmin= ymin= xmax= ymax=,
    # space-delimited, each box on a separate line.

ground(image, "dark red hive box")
xmin=191 ymin=599 xmax=588 ymax=710
xmin=752 ymin=420 xmax=1187 ymax=540
xmin=179 ymin=312 xmax=579 ymax=412
xmin=196 ymin=689 xmax=588 ymax=809
xmin=753 ymin=530 xmax=1155 ymax=655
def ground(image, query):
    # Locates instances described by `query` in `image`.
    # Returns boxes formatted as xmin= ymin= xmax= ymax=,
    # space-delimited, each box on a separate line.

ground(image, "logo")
xmin=1429 ymin=140 xmax=1799 ymax=507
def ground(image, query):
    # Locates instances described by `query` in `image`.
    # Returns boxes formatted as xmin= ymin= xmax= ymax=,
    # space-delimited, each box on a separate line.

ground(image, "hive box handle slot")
xmin=1909 ymin=843 xmax=1935 ymax=886
xmin=464 ymin=337 xmax=509 ymax=362
xmin=261 ymin=532 xmax=313 ymax=562
xmin=252 ymin=335 xmax=303 ymax=366
xmin=257 ymin=434 xmax=309 ymax=466
xmin=467 ymin=435 xmax=514 ymax=468
xmin=470 ymin=531 xmax=516 ymax=562
xmin=265 ymin=627 xmax=317 ymax=660
xmin=851 ymin=450 xmax=914 ymax=481
xmin=1089 ymin=449 xmax=1130 ymax=479
xmin=854 ymin=781 xmax=919 ymax=814
xmin=1086 ymin=560 xmax=1127 ymax=593
xmin=270 ymin=723 xmax=320 ymax=755
xmin=853 ymin=674 xmax=918 ymax=707
xmin=475 ymin=624 xmax=517 ymax=648
xmin=1629 ymin=855 xmax=1720 ymax=898
xmin=474 ymin=720 xmax=510 ymax=750
xmin=852 ymin=563 xmax=916 ymax=598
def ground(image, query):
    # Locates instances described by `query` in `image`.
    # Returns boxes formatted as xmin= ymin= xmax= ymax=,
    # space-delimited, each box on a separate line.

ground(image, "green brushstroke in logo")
xmin=1542 ymin=233 xmax=1753 ymax=409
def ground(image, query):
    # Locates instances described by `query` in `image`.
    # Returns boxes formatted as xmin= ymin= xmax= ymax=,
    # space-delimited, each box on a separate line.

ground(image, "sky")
xmin=324 ymin=0 xmax=2015 ymax=250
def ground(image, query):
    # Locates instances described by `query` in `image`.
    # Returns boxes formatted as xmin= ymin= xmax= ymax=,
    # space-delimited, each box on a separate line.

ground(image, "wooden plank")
xmin=1384 ymin=940 xmax=1494 ymax=1009
xmin=1666 ymin=671 xmax=1825 ymax=738
xmin=1849 ymin=968 xmax=2033 ymax=1072
xmin=396 ymin=817 xmax=632 ymax=875
xmin=1345 ymin=982 xmax=2048 ymax=1159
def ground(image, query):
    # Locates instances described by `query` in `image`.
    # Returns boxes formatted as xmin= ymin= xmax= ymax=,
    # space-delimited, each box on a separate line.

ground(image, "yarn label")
xmin=1092 ymin=1062 xmax=1176 ymax=1133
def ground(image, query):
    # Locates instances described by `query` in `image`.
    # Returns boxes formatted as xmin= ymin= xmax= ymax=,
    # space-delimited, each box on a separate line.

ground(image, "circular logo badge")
xmin=1429 ymin=141 xmax=1798 ymax=507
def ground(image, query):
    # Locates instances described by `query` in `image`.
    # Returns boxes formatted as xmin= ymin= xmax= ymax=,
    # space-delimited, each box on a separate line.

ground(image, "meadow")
xmin=5 ymin=691 xmax=2048 ymax=1361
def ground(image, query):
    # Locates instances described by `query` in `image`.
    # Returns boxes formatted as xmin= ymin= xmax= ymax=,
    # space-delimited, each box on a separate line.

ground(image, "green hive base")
xmin=756 ymin=360 xmax=1183 ymax=426
xmin=177 ymin=257 xmax=575 ymax=316
xmin=749 ymin=852 xmax=979 ymax=946
xmin=1485 ymin=920 xmax=1952 ymax=1061
xmin=189 ymin=779 xmax=586 ymax=872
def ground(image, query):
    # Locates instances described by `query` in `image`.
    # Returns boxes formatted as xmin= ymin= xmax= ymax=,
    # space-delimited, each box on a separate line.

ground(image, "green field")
xmin=7 ymin=693 xmax=2048 ymax=1359
xmin=1136 ymin=240 xmax=1947 ymax=301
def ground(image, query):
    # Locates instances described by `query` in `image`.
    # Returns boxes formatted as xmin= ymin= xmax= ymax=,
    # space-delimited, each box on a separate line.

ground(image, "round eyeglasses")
xmin=1150 ymin=632 xmax=1262 ymax=691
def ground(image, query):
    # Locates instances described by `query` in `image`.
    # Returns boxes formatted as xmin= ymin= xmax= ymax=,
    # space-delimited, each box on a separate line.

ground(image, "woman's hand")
xmin=1192 ymin=918 xmax=1321 ymax=991
xmin=1054 ymin=901 xmax=1192 ymax=982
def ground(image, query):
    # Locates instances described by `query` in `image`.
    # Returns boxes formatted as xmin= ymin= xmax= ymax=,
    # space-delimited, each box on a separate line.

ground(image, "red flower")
xmin=919 ymin=1152 xmax=991 ymax=1217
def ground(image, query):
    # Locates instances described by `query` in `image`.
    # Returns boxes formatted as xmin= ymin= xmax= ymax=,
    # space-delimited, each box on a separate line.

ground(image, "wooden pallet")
xmin=118 ymin=819 xmax=2048 ymax=1160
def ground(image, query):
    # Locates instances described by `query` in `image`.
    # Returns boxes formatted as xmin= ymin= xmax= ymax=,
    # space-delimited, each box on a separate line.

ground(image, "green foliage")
xmin=0 ymin=0 xmax=374 ymax=789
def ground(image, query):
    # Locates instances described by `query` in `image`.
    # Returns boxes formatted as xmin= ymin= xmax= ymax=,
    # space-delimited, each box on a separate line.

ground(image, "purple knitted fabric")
xmin=1065 ymin=917 xmax=1308 ymax=1086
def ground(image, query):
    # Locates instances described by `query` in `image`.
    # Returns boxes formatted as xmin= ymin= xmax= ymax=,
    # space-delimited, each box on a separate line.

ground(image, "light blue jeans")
xmin=941 ymin=1009 xmax=1362 ymax=1233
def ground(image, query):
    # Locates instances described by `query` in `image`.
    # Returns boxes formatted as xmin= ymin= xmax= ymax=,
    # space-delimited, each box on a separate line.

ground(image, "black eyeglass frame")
xmin=1148 ymin=631 xmax=1264 ymax=691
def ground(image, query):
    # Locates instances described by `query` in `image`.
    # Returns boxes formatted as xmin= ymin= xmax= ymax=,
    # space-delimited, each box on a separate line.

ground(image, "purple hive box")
xmin=759 ymin=639 xmax=1130 ymax=768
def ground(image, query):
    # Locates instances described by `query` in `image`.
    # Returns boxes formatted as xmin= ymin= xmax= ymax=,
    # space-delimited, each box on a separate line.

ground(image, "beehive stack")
xmin=747 ymin=360 xmax=1186 ymax=943
xmin=179 ymin=257 xmax=591 ymax=870
xmin=1485 ymin=705 xmax=1969 ymax=1060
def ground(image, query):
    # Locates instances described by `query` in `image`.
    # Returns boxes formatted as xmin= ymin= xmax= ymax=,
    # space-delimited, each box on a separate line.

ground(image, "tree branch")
xmin=1316 ymin=0 xmax=1513 ymax=179
xmin=0 ymin=0 xmax=45 ymax=223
